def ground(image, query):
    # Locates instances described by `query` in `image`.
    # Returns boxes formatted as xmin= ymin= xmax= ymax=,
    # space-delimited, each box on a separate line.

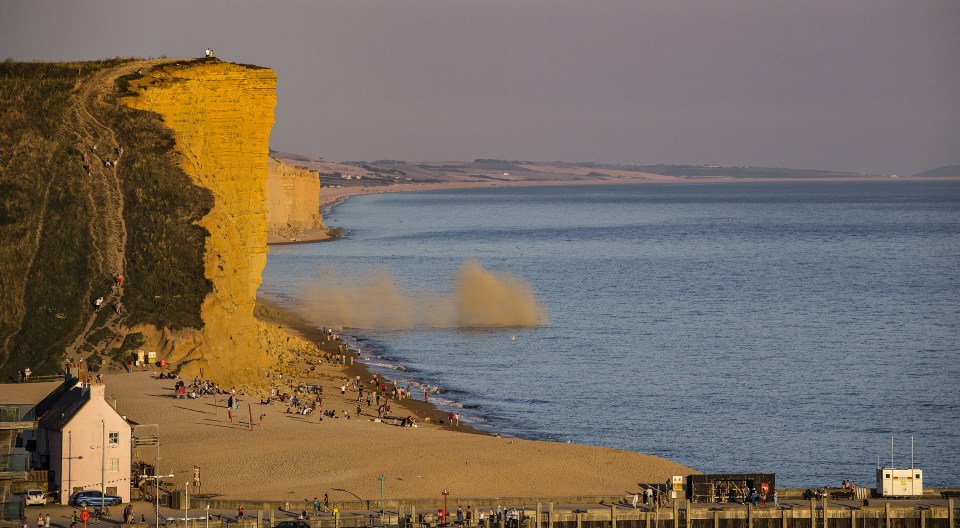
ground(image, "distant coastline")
xmin=267 ymin=175 xmax=956 ymax=246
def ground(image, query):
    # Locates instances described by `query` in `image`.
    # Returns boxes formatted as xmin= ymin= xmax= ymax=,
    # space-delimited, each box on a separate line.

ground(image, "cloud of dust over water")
xmin=455 ymin=259 xmax=548 ymax=328
xmin=298 ymin=259 xmax=548 ymax=329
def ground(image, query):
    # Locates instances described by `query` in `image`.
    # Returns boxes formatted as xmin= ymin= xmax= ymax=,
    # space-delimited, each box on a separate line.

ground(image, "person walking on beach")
xmin=313 ymin=498 xmax=320 ymax=515
xmin=323 ymin=494 xmax=329 ymax=512
xmin=237 ymin=505 xmax=244 ymax=520
xmin=632 ymin=493 xmax=640 ymax=508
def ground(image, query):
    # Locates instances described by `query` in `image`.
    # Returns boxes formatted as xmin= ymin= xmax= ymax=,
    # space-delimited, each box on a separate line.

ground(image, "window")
xmin=108 ymin=458 xmax=119 ymax=473
xmin=108 ymin=432 xmax=119 ymax=446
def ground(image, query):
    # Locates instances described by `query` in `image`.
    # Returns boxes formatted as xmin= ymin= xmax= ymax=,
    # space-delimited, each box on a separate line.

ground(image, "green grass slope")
xmin=0 ymin=59 xmax=212 ymax=380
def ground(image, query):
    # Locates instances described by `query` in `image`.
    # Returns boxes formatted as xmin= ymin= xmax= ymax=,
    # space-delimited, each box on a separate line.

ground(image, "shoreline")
xmin=259 ymin=174 xmax=960 ymax=440
xmin=254 ymin=297 xmax=490 ymax=436
xmin=269 ymin=176 xmax=958 ymax=247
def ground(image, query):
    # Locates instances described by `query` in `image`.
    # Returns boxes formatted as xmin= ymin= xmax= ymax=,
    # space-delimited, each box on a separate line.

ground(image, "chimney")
xmin=89 ymin=383 xmax=106 ymax=400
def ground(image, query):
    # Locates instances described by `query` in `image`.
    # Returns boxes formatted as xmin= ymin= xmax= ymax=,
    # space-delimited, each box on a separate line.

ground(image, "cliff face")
xmin=121 ymin=60 xmax=304 ymax=382
xmin=266 ymin=157 xmax=322 ymax=236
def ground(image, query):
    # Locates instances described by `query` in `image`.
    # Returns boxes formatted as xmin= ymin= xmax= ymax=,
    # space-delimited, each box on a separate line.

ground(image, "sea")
xmin=259 ymin=180 xmax=960 ymax=488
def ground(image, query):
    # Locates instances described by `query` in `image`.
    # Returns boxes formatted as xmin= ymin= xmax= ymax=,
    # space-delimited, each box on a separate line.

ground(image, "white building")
xmin=37 ymin=381 xmax=132 ymax=504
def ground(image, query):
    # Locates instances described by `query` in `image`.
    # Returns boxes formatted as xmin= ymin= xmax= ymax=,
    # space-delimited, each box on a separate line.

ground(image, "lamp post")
xmin=143 ymin=472 xmax=174 ymax=528
xmin=441 ymin=489 xmax=449 ymax=526
xmin=101 ymin=420 xmax=106 ymax=500
xmin=89 ymin=421 xmax=115 ymax=503
xmin=378 ymin=475 xmax=385 ymax=514
xmin=66 ymin=431 xmax=84 ymax=504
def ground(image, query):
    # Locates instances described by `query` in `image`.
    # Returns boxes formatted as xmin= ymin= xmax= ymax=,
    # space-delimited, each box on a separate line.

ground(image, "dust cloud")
xmin=298 ymin=259 xmax=548 ymax=329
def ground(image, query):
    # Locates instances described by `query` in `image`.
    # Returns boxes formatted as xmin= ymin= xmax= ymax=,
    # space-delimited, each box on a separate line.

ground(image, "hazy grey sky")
xmin=4 ymin=1 xmax=958 ymax=174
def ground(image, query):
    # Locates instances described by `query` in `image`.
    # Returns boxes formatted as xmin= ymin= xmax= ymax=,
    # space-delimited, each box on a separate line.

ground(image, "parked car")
xmin=22 ymin=489 xmax=47 ymax=506
xmin=275 ymin=521 xmax=311 ymax=528
xmin=69 ymin=490 xmax=122 ymax=507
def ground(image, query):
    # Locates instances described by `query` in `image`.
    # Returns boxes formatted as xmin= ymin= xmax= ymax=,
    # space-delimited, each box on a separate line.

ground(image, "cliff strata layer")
xmin=121 ymin=60 xmax=310 ymax=383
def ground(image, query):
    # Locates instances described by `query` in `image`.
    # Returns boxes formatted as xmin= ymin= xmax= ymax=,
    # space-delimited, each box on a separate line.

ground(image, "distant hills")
xmin=271 ymin=155 xmax=893 ymax=188
xmin=913 ymin=165 xmax=960 ymax=178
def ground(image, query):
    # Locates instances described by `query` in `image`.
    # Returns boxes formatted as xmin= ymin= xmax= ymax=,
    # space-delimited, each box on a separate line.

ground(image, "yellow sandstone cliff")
xmin=121 ymin=60 xmax=310 ymax=383
xmin=266 ymin=157 xmax=322 ymax=237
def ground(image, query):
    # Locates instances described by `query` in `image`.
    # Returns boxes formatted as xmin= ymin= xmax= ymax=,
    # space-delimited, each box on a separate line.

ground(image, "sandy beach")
xmin=1 ymin=298 xmax=695 ymax=501
xmin=2 ymin=372 xmax=694 ymax=503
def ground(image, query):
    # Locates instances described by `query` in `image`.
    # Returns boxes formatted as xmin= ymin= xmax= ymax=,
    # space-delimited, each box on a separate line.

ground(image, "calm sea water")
xmin=260 ymin=180 xmax=960 ymax=488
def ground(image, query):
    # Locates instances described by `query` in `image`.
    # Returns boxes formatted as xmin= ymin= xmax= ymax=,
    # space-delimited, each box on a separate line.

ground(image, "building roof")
xmin=36 ymin=382 xmax=126 ymax=432
xmin=37 ymin=384 xmax=87 ymax=431
xmin=34 ymin=375 xmax=80 ymax=417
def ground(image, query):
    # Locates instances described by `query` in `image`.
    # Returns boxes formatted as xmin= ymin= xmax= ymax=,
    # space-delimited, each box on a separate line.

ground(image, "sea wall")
xmin=266 ymin=157 xmax=322 ymax=236
xmin=121 ymin=60 xmax=309 ymax=383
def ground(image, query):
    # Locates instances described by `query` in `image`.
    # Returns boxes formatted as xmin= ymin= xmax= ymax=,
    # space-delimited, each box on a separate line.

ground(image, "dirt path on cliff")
xmin=64 ymin=60 xmax=173 ymax=357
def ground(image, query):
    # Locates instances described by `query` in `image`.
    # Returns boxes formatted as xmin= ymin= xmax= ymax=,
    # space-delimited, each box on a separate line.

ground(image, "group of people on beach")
xmin=169 ymin=375 xmax=225 ymax=399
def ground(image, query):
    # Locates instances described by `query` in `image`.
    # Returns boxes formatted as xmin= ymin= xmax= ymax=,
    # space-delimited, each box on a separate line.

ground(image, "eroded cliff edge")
xmin=121 ymin=60 xmax=309 ymax=383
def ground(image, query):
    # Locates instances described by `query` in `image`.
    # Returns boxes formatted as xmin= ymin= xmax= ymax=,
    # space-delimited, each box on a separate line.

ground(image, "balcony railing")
xmin=0 ymin=404 xmax=37 ymax=422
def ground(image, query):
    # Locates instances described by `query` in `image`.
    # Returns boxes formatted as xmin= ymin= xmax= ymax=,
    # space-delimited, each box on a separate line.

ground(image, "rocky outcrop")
xmin=121 ymin=60 xmax=311 ymax=383
xmin=266 ymin=157 xmax=322 ymax=237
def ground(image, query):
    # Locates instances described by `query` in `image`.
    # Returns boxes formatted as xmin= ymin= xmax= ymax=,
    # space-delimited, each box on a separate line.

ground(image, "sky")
xmin=3 ymin=1 xmax=959 ymax=175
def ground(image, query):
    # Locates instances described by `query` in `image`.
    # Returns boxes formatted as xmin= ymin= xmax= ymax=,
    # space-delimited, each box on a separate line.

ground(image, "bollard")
xmin=270 ymin=510 xmax=275 ymax=528
xmin=645 ymin=510 xmax=651 ymax=528
xmin=823 ymin=498 xmax=828 ymax=528
xmin=781 ymin=506 xmax=788 ymax=528
xmin=334 ymin=509 xmax=340 ymax=528
xmin=257 ymin=511 xmax=262 ymax=528
xmin=685 ymin=500 xmax=691 ymax=528
xmin=948 ymin=499 xmax=955 ymax=528
xmin=576 ymin=512 xmax=582 ymax=528
xmin=884 ymin=502 xmax=891 ymax=528
xmin=810 ymin=500 xmax=816 ymax=528
xmin=673 ymin=497 xmax=679 ymax=528
xmin=537 ymin=504 xmax=542 ymax=528
xmin=919 ymin=507 xmax=925 ymax=528
xmin=748 ymin=503 xmax=753 ymax=528
xmin=611 ymin=504 xmax=617 ymax=528
xmin=714 ymin=509 xmax=719 ymax=528
xmin=549 ymin=503 xmax=554 ymax=528
xmin=850 ymin=510 xmax=856 ymax=528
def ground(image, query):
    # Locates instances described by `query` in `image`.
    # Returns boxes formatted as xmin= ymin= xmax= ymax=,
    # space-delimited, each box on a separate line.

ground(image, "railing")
xmin=0 ymin=499 xmax=24 ymax=521
xmin=0 ymin=405 xmax=36 ymax=422
xmin=0 ymin=454 xmax=29 ymax=472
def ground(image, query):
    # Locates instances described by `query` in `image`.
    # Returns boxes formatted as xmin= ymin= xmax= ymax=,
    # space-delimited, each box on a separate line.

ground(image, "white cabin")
xmin=876 ymin=468 xmax=923 ymax=497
